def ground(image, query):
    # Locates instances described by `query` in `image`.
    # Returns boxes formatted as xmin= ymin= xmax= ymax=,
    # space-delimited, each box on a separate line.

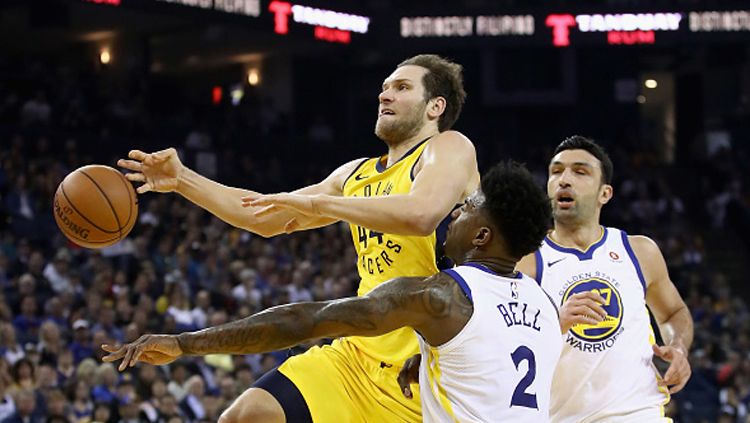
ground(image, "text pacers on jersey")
xmin=355 ymin=181 xmax=403 ymax=275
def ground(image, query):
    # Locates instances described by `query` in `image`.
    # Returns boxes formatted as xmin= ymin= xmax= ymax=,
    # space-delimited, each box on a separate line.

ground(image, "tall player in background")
xmin=117 ymin=55 xmax=479 ymax=423
xmin=103 ymin=161 xmax=561 ymax=423
xmin=516 ymin=136 xmax=693 ymax=422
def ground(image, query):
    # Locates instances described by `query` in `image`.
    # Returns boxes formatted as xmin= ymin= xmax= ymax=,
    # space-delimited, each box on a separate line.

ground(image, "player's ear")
xmin=426 ymin=96 xmax=446 ymax=119
xmin=473 ymin=227 xmax=491 ymax=248
xmin=599 ymin=184 xmax=613 ymax=205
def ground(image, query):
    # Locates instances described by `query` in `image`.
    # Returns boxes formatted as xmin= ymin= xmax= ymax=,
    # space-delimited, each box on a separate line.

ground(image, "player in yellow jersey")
xmin=103 ymin=160 xmax=559 ymax=423
xmin=117 ymin=54 xmax=480 ymax=423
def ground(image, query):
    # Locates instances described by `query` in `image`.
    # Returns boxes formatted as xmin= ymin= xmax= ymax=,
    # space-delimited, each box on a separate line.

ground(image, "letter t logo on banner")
xmin=269 ymin=1 xmax=293 ymax=34
xmin=545 ymin=14 xmax=577 ymax=47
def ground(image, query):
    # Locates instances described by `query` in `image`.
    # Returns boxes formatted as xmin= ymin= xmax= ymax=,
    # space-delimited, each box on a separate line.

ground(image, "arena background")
xmin=0 ymin=0 xmax=749 ymax=422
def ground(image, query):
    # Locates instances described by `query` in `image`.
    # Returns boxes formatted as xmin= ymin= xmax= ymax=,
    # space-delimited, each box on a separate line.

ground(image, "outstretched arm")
xmin=102 ymin=274 xmax=470 ymax=371
xmin=245 ymin=131 xmax=480 ymax=236
xmin=633 ymin=235 xmax=693 ymax=394
xmin=119 ymin=148 xmax=363 ymax=237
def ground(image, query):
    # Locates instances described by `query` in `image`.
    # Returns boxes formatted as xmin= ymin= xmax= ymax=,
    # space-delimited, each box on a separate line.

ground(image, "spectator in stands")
xmin=0 ymin=324 xmax=24 ymax=366
xmin=0 ymin=388 xmax=43 ymax=423
xmin=179 ymin=375 xmax=206 ymax=421
xmin=0 ymin=376 xmax=15 ymax=421
xmin=11 ymin=297 xmax=39 ymax=347
xmin=43 ymin=249 xmax=72 ymax=295
xmin=230 ymin=268 xmax=260 ymax=309
xmin=67 ymin=379 xmax=94 ymax=423
xmin=90 ymin=363 xmax=117 ymax=405
xmin=20 ymin=91 xmax=51 ymax=126
xmin=69 ymin=320 xmax=93 ymax=364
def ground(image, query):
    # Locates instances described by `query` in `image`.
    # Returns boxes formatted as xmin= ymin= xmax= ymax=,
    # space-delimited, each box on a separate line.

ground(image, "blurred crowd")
xmin=0 ymin=56 xmax=749 ymax=422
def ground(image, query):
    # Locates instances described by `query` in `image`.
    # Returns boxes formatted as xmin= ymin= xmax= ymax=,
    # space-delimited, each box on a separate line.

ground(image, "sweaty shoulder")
xmin=414 ymin=130 xmax=479 ymax=194
xmin=627 ymin=235 xmax=661 ymax=259
xmin=426 ymin=130 xmax=476 ymax=155
xmin=627 ymin=235 xmax=667 ymax=287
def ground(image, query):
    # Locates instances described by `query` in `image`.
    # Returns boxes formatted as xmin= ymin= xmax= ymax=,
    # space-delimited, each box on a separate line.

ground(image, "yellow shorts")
xmin=278 ymin=338 xmax=422 ymax=423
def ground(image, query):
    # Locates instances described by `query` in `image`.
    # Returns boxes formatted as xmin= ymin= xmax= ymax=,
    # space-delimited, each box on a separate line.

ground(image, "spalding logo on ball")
xmin=53 ymin=165 xmax=138 ymax=249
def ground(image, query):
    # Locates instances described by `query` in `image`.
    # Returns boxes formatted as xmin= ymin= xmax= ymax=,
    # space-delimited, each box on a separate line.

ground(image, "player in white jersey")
xmin=517 ymin=136 xmax=694 ymax=423
xmin=103 ymin=161 xmax=561 ymax=423
xmin=408 ymin=262 xmax=562 ymax=423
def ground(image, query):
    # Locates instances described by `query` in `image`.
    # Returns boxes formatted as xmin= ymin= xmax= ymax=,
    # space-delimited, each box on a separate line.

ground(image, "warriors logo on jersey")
xmin=564 ymin=278 xmax=622 ymax=341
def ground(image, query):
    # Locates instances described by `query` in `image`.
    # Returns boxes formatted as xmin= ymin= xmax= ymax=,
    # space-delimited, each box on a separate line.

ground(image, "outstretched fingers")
xmin=118 ymin=159 xmax=142 ymax=172
xmin=152 ymin=147 xmax=177 ymax=161
xmin=120 ymin=343 xmax=139 ymax=371
xmin=101 ymin=344 xmax=125 ymax=361
xmin=124 ymin=173 xmax=145 ymax=182
xmin=101 ymin=343 xmax=132 ymax=371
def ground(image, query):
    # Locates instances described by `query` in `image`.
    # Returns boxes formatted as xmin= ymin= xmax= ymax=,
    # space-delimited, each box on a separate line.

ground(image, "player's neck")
xmin=385 ymin=128 xmax=438 ymax=167
xmin=549 ymin=221 xmax=604 ymax=251
xmin=464 ymin=256 xmax=517 ymax=277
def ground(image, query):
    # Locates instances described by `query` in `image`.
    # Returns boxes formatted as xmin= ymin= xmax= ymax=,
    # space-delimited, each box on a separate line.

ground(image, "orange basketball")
xmin=53 ymin=165 xmax=138 ymax=249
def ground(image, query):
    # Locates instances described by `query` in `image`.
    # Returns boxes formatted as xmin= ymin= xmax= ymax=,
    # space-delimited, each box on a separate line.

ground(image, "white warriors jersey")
xmin=535 ymin=227 xmax=671 ymax=423
xmin=417 ymin=263 xmax=562 ymax=423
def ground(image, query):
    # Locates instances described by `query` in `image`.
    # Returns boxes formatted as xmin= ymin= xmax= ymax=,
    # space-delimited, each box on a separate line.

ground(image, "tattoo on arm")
xmin=421 ymin=274 xmax=473 ymax=319
xmin=178 ymin=303 xmax=325 ymax=355
xmin=176 ymin=275 xmax=472 ymax=356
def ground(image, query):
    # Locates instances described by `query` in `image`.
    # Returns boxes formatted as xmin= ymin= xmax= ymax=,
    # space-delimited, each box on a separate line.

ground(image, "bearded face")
xmin=374 ymin=65 xmax=431 ymax=145
xmin=547 ymin=149 xmax=610 ymax=225
xmin=375 ymin=100 xmax=427 ymax=144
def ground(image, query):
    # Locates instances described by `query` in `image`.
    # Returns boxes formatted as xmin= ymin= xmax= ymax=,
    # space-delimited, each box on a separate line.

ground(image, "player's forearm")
xmin=176 ymin=168 xmax=317 ymax=237
xmin=313 ymin=194 xmax=442 ymax=236
xmin=658 ymin=305 xmax=694 ymax=352
xmin=176 ymin=297 xmax=398 ymax=355
xmin=176 ymin=303 xmax=327 ymax=355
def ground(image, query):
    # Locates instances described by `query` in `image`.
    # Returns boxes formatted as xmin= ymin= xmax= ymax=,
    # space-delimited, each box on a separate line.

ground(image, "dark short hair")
xmin=552 ymin=136 xmax=613 ymax=185
xmin=481 ymin=161 xmax=551 ymax=258
xmin=398 ymin=54 xmax=466 ymax=132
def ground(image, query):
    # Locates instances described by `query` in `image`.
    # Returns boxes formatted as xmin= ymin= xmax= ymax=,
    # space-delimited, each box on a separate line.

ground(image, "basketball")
xmin=53 ymin=165 xmax=138 ymax=249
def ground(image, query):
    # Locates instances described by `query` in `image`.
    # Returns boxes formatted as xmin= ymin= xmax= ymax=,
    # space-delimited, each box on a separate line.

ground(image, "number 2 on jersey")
xmin=510 ymin=345 xmax=538 ymax=409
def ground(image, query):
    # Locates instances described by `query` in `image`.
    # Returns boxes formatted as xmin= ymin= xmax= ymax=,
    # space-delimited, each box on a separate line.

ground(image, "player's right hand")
xmin=101 ymin=334 xmax=183 ymax=371
xmin=559 ymin=291 xmax=608 ymax=334
xmin=397 ymin=354 xmax=421 ymax=399
xmin=118 ymin=148 xmax=184 ymax=194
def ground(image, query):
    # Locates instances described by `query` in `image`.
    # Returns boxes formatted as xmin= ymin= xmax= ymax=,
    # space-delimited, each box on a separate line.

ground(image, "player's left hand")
xmin=397 ymin=354 xmax=421 ymax=399
xmin=102 ymin=334 xmax=183 ymax=371
xmin=652 ymin=343 xmax=691 ymax=394
xmin=241 ymin=193 xmax=321 ymax=218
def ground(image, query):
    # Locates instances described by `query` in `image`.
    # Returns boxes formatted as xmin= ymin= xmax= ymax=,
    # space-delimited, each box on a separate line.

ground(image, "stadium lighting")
xmin=645 ymin=79 xmax=658 ymax=89
xmin=231 ymin=85 xmax=244 ymax=106
xmin=247 ymin=69 xmax=260 ymax=86
xmin=99 ymin=48 xmax=111 ymax=65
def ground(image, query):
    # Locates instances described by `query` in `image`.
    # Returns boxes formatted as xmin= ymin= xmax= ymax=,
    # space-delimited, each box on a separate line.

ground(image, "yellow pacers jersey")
xmin=342 ymin=139 xmax=439 ymax=365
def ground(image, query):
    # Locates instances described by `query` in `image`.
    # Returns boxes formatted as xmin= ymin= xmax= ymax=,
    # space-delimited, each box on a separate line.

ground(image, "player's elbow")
xmin=405 ymin=210 xmax=442 ymax=236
